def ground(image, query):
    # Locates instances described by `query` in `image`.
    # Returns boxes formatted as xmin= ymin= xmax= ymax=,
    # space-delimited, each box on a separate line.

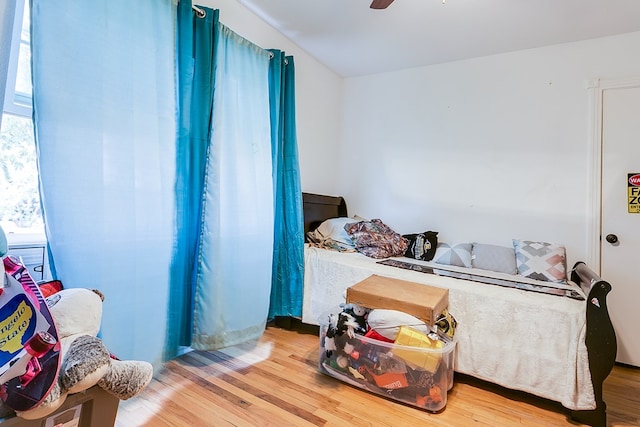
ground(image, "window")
xmin=1 ymin=0 xmax=43 ymax=235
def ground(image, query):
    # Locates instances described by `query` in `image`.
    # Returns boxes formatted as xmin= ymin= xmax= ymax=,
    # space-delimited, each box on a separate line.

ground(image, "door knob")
xmin=605 ymin=234 xmax=618 ymax=244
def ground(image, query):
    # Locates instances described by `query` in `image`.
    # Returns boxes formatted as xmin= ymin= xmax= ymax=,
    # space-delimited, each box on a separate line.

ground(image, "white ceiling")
xmin=237 ymin=0 xmax=640 ymax=77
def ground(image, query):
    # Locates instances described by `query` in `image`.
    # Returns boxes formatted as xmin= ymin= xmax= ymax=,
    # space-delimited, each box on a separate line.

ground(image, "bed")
xmin=301 ymin=192 xmax=616 ymax=427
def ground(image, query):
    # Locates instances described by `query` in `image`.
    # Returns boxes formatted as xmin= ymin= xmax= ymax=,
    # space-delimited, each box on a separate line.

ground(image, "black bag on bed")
xmin=403 ymin=231 xmax=438 ymax=261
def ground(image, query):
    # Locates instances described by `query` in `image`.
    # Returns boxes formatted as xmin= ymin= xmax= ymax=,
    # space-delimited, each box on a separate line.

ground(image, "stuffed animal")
xmin=323 ymin=304 xmax=369 ymax=358
xmin=0 ymin=223 xmax=153 ymax=420
xmin=13 ymin=287 xmax=154 ymax=420
xmin=341 ymin=304 xmax=368 ymax=338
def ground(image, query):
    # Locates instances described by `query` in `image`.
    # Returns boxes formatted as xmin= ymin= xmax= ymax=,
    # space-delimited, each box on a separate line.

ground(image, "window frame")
xmin=3 ymin=0 xmax=31 ymax=118
xmin=1 ymin=0 xmax=45 ymax=239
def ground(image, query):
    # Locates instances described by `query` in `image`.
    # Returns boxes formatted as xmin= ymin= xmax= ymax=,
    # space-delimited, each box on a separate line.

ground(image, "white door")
xmin=601 ymin=84 xmax=640 ymax=367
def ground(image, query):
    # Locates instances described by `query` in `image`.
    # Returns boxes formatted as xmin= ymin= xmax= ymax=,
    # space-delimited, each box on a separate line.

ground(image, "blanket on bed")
xmin=303 ymin=245 xmax=595 ymax=411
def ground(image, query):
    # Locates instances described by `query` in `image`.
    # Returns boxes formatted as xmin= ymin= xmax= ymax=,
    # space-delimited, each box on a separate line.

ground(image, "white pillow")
xmin=367 ymin=309 xmax=430 ymax=341
xmin=313 ymin=217 xmax=358 ymax=247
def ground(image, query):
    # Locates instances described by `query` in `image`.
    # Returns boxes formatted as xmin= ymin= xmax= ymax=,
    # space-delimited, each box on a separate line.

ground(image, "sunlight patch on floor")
xmin=116 ymin=372 xmax=191 ymax=426
xmin=219 ymin=340 xmax=274 ymax=368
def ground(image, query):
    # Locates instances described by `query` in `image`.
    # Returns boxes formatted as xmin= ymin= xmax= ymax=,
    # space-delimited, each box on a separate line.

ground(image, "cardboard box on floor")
xmin=346 ymin=274 xmax=448 ymax=325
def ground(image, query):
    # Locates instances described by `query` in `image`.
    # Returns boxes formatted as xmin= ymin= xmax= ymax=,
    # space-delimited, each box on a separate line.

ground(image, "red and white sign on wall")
xmin=628 ymin=173 xmax=640 ymax=213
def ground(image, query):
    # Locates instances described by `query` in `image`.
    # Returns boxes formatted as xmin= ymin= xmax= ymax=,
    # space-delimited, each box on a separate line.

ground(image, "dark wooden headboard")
xmin=302 ymin=192 xmax=347 ymax=235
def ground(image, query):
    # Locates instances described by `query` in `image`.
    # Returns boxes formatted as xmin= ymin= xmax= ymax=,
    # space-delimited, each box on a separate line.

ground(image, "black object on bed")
xmin=302 ymin=192 xmax=616 ymax=427
xmin=376 ymin=258 xmax=585 ymax=300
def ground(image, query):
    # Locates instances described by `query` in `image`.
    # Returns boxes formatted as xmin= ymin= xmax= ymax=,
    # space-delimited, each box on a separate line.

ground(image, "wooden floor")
xmin=115 ymin=325 xmax=640 ymax=427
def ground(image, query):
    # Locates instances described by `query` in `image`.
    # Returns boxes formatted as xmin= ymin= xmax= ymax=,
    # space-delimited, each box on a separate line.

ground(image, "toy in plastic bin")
xmin=319 ymin=312 xmax=456 ymax=413
xmin=393 ymin=326 xmax=444 ymax=373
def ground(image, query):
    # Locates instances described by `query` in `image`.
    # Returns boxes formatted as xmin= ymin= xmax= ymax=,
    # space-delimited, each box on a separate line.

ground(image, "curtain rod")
xmin=188 ymin=6 xmax=287 ymax=64
xmin=192 ymin=5 xmax=206 ymax=18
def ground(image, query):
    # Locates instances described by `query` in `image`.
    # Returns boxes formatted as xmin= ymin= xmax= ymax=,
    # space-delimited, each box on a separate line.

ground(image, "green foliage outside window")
xmin=0 ymin=114 xmax=43 ymax=229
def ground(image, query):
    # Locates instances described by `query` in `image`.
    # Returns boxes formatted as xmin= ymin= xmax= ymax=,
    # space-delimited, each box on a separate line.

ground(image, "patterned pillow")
xmin=345 ymin=219 xmax=408 ymax=259
xmin=433 ymin=243 xmax=473 ymax=268
xmin=512 ymin=239 xmax=567 ymax=283
xmin=472 ymin=243 xmax=517 ymax=274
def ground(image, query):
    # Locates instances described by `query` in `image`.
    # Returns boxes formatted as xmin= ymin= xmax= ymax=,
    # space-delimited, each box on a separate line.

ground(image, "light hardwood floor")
xmin=115 ymin=325 xmax=640 ymax=426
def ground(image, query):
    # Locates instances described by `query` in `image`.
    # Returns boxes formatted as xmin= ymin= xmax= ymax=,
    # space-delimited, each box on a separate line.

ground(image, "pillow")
xmin=367 ymin=309 xmax=430 ymax=341
xmin=471 ymin=243 xmax=517 ymax=274
xmin=433 ymin=243 xmax=472 ymax=268
xmin=403 ymin=231 xmax=438 ymax=261
xmin=345 ymin=219 xmax=409 ymax=259
xmin=512 ymin=239 xmax=567 ymax=283
xmin=307 ymin=217 xmax=357 ymax=251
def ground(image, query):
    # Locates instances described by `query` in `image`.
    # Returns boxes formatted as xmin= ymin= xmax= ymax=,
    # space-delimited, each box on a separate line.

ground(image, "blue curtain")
xmin=268 ymin=51 xmax=304 ymax=319
xmin=190 ymin=17 xmax=274 ymax=350
xmin=30 ymin=0 xmax=176 ymax=367
xmin=31 ymin=0 xmax=303 ymax=364
xmin=166 ymin=1 xmax=218 ymax=359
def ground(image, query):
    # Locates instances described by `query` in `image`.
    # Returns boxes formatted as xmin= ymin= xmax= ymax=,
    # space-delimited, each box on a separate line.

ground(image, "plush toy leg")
xmin=98 ymin=359 xmax=153 ymax=400
xmin=61 ymin=335 xmax=111 ymax=394
xmin=14 ymin=385 xmax=68 ymax=420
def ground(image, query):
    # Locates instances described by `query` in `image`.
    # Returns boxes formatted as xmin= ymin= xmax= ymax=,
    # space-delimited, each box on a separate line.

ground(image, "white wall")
xmin=201 ymin=0 xmax=344 ymax=195
xmin=339 ymin=32 xmax=640 ymax=265
xmin=193 ymin=2 xmax=640 ymax=266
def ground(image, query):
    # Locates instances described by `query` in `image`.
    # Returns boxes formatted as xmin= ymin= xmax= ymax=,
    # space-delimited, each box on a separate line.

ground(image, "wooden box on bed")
xmin=346 ymin=274 xmax=448 ymax=325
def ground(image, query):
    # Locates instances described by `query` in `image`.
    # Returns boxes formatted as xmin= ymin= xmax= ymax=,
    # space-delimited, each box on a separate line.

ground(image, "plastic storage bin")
xmin=319 ymin=321 xmax=456 ymax=412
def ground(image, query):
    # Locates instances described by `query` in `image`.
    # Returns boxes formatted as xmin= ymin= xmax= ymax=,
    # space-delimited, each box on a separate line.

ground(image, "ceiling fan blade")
xmin=370 ymin=0 xmax=395 ymax=9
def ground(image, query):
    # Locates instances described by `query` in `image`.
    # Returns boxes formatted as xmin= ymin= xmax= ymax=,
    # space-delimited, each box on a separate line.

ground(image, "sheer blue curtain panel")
xmin=30 ymin=0 xmax=177 ymax=367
